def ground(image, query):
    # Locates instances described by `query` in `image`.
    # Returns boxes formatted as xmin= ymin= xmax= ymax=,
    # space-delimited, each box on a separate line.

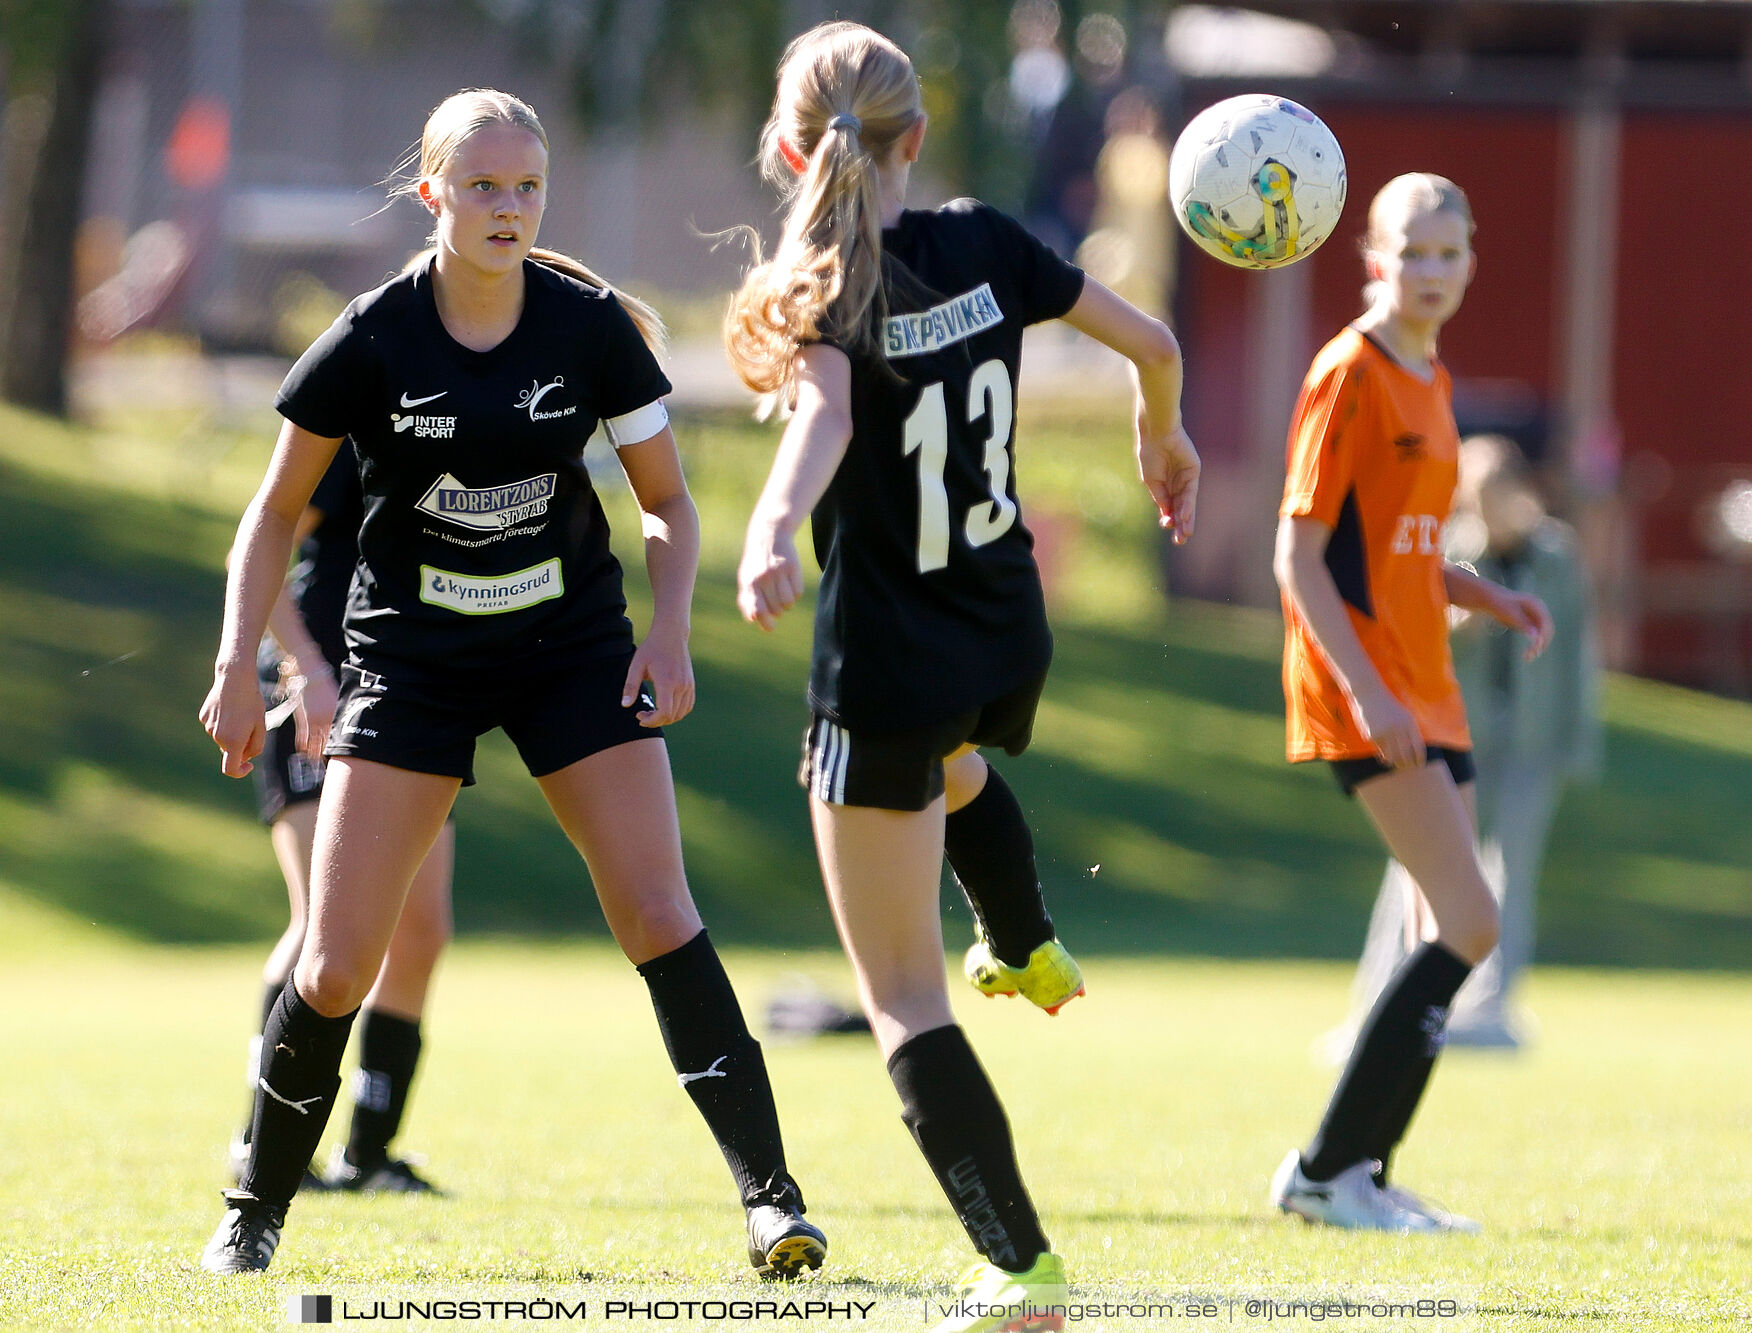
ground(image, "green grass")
xmin=1 ymin=945 xmax=1748 ymax=1330
xmin=1 ymin=396 xmax=1749 ymax=964
xmin=3 ymin=392 xmax=1751 ymax=1327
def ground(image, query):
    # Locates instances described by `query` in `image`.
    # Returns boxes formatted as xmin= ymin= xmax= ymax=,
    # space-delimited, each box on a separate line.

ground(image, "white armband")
xmin=604 ymin=400 xmax=669 ymax=447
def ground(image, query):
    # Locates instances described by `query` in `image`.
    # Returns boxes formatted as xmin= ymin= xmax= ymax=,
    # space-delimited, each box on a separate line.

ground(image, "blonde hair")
xmin=1361 ymin=172 xmax=1474 ymax=309
xmin=395 ymin=88 xmax=665 ymax=353
xmin=724 ymin=23 xmax=924 ymax=403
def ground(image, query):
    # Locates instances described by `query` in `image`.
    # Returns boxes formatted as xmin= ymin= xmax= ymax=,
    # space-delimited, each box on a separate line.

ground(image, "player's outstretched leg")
xmin=943 ymin=752 xmax=1083 ymax=1016
xmin=962 ymin=937 xmax=1085 ymax=1016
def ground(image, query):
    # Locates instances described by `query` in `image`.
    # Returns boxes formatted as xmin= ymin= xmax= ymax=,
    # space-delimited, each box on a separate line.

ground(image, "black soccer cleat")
xmin=200 ymin=1189 xmax=287 ymax=1275
xmin=745 ymin=1173 xmax=827 ymax=1280
xmin=325 ymin=1147 xmax=442 ymax=1195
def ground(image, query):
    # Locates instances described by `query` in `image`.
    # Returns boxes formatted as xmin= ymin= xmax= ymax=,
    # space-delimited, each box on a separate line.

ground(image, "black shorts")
xmin=252 ymin=709 xmax=327 ymax=824
xmin=324 ymin=651 xmax=660 ymax=784
xmin=800 ymin=674 xmax=1047 ymax=812
xmin=1328 ymin=745 xmax=1476 ymax=797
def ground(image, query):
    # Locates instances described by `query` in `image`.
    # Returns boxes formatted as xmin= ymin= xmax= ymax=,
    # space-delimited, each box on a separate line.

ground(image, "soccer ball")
xmin=1168 ymin=94 xmax=1346 ymax=270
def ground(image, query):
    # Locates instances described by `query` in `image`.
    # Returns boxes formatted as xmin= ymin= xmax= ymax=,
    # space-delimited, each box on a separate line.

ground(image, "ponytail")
xmin=725 ymin=23 xmax=923 ymax=406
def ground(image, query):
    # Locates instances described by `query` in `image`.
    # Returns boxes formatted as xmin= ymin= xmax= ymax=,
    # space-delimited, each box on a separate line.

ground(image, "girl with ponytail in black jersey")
xmin=726 ymin=24 xmax=1199 ymax=1331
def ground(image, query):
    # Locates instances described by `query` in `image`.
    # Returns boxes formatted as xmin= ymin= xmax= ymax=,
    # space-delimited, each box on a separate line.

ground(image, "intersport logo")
xmin=416 ymin=472 xmax=557 ymax=531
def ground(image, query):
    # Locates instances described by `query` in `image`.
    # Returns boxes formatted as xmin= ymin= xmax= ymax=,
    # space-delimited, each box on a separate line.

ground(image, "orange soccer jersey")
xmin=1279 ymin=326 xmax=1470 ymax=762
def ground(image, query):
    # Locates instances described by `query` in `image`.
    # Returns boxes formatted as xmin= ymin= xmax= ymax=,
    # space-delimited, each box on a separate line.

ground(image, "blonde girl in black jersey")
xmin=198 ymin=88 xmax=823 ymax=1280
xmin=725 ymin=24 xmax=1198 ymax=1333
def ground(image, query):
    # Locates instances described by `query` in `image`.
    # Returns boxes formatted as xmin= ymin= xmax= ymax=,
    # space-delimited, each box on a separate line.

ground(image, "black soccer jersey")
xmin=287 ymin=446 xmax=364 ymax=673
xmin=275 ymin=256 xmax=672 ymax=676
xmin=808 ymin=199 xmax=1085 ymax=731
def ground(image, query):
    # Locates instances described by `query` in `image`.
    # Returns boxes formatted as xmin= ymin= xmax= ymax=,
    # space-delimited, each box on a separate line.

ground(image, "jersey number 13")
xmin=902 ymin=359 xmax=1017 ymax=574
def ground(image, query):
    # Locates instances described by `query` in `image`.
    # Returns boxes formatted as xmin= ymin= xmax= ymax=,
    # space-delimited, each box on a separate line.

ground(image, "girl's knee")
xmin=942 ymin=748 xmax=988 ymax=812
xmin=619 ymin=889 xmax=703 ymax=962
xmin=295 ymin=957 xmax=375 ymax=1017
xmin=1469 ymin=909 xmax=1502 ymax=964
xmin=1442 ymin=898 xmax=1500 ymax=966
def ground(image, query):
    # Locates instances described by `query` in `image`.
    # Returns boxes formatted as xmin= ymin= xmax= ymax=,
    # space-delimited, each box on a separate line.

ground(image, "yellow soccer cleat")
xmin=931 ymin=1251 xmax=1069 ymax=1333
xmin=963 ymin=936 xmax=1085 ymax=1015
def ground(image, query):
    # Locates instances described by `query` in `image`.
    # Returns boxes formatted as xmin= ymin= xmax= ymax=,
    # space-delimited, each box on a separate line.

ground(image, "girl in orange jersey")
xmin=1268 ymin=174 xmax=1552 ymax=1232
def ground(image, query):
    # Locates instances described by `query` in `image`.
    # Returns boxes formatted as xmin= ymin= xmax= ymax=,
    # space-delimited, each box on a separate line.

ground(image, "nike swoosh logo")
xmin=401 ymin=391 xmax=448 ymax=408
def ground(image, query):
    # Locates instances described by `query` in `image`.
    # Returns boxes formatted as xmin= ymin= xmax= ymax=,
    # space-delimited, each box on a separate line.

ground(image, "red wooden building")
xmin=1165 ymin=0 xmax=1752 ymax=694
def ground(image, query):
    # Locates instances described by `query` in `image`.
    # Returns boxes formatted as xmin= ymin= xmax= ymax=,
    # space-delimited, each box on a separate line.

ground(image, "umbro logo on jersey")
xmin=400 ymin=390 xmax=448 ymax=408
xmin=884 ymin=283 xmax=1004 ymax=359
xmin=416 ymin=471 xmax=557 ymax=532
xmin=516 ymin=376 xmax=578 ymax=422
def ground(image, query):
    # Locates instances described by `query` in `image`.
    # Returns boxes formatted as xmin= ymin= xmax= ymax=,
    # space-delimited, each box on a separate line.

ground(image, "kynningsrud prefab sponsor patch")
xmin=419 ymin=560 xmax=563 ymax=615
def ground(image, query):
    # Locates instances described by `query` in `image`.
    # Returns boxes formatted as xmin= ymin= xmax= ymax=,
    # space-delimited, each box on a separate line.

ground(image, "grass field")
xmin=2 ymin=945 xmax=1748 ymax=1330
xmin=2 ymin=394 xmax=1749 ymax=964
xmin=1 ymin=383 xmax=1750 ymax=1330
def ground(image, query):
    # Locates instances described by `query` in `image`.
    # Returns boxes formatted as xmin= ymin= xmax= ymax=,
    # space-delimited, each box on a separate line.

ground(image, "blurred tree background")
xmin=477 ymin=0 xmax=1034 ymax=202
xmin=0 ymin=0 xmax=105 ymax=415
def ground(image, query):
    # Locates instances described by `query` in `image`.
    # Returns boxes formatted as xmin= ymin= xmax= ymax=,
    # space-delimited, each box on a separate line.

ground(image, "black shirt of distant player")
xmin=275 ymin=257 xmax=672 ymax=675
xmin=809 ymin=200 xmax=1085 ymax=731
xmin=287 ymin=446 xmax=364 ymax=673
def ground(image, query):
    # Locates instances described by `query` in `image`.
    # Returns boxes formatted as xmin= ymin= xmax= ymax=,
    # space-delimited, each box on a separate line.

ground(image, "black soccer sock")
xmin=238 ymin=979 xmax=292 ymax=1148
xmin=636 ymin=930 xmax=790 ymax=1207
xmin=241 ymin=977 xmax=358 ymax=1206
xmin=1364 ymin=947 xmax=1472 ymax=1178
xmin=944 ymin=766 xmax=1054 ymax=967
xmin=887 ymin=1025 xmax=1048 ymax=1272
xmin=261 ymin=979 xmax=286 ymax=1030
xmin=1303 ymin=942 xmax=1472 ymax=1183
xmin=1369 ymin=1075 xmax=1427 ymax=1186
xmin=344 ymin=1009 xmax=422 ymax=1169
